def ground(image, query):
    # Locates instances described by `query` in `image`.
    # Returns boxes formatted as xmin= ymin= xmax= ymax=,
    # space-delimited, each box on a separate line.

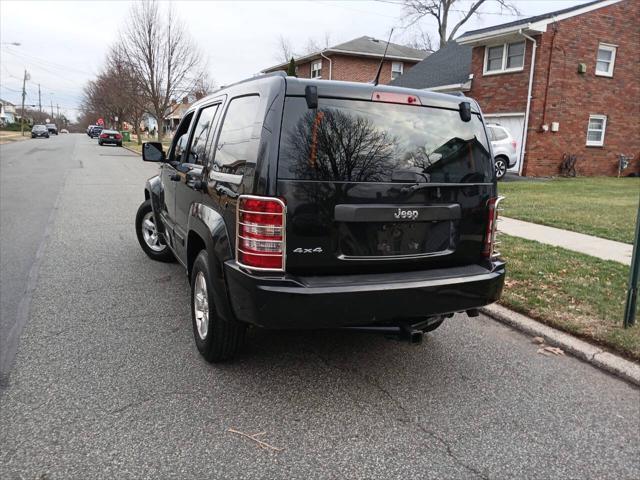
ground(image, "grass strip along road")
xmin=500 ymin=234 xmax=639 ymax=360
xmin=500 ymin=177 xmax=639 ymax=244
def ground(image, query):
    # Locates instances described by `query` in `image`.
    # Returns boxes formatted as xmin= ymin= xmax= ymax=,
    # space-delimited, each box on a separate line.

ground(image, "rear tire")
xmin=495 ymin=157 xmax=508 ymax=180
xmin=191 ymin=250 xmax=246 ymax=362
xmin=135 ymin=200 xmax=174 ymax=262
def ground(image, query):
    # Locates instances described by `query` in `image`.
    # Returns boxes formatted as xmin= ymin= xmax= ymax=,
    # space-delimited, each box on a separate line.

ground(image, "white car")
xmin=487 ymin=123 xmax=517 ymax=180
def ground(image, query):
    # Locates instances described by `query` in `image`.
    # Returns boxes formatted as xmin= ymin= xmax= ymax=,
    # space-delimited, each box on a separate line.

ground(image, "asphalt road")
xmin=0 ymin=134 xmax=639 ymax=479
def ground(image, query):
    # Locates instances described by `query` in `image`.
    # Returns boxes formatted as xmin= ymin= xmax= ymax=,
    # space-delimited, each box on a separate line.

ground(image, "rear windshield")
xmin=278 ymin=97 xmax=492 ymax=183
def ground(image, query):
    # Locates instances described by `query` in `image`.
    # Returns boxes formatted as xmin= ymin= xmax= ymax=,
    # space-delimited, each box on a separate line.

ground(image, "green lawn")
xmin=499 ymin=177 xmax=640 ymax=243
xmin=499 ymin=234 xmax=639 ymax=360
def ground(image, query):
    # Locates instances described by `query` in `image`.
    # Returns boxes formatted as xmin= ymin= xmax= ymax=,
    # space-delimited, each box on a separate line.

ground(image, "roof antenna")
xmin=372 ymin=28 xmax=394 ymax=86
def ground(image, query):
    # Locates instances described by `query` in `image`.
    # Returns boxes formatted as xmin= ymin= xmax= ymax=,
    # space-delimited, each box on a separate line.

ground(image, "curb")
xmin=122 ymin=145 xmax=141 ymax=156
xmin=481 ymin=304 xmax=640 ymax=387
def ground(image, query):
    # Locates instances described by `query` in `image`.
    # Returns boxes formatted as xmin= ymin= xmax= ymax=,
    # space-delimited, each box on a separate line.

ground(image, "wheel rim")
xmin=141 ymin=211 xmax=166 ymax=252
xmin=193 ymin=272 xmax=209 ymax=340
xmin=495 ymin=159 xmax=507 ymax=178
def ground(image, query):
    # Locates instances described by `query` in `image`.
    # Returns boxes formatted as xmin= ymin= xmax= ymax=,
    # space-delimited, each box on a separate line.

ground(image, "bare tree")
xmin=401 ymin=0 xmax=519 ymax=48
xmin=275 ymin=35 xmax=295 ymax=63
xmin=402 ymin=25 xmax=435 ymax=52
xmin=119 ymin=0 xmax=206 ymax=140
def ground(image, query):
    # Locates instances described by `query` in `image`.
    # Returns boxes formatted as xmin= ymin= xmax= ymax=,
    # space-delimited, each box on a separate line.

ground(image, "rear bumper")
xmin=225 ymin=261 xmax=505 ymax=329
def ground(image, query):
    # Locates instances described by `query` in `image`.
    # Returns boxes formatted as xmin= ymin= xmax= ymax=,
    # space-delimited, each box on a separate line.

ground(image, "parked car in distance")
xmin=98 ymin=129 xmax=123 ymax=147
xmin=31 ymin=124 xmax=49 ymax=138
xmin=86 ymin=125 xmax=96 ymax=136
xmin=89 ymin=125 xmax=103 ymax=138
xmin=135 ymin=72 xmax=505 ymax=362
xmin=487 ymin=123 xmax=517 ymax=180
xmin=46 ymin=123 xmax=58 ymax=135
xmin=60 ymin=128 xmax=69 ymax=134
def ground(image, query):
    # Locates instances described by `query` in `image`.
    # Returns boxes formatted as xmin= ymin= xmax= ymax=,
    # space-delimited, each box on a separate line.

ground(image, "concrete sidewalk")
xmin=499 ymin=217 xmax=633 ymax=265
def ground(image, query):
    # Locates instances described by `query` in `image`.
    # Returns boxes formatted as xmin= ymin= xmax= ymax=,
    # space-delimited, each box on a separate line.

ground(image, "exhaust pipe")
xmin=341 ymin=325 xmax=424 ymax=344
xmin=400 ymin=326 xmax=424 ymax=344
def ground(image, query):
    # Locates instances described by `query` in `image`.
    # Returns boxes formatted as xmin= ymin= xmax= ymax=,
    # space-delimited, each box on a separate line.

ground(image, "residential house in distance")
xmin=392 ymin=0 xmax=639 ymax=176
xmin=262 ymin=36 xmax=428 ymax=85
xmin=0 ymin=99 xmax=17 ymax=125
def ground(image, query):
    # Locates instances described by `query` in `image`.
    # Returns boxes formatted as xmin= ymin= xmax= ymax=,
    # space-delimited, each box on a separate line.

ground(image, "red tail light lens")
xmin=115 ymin=133 xmax=122 ymax=140
xmin=237 ymin=195 xmax=286 ymax=271
xmin=100 ymin=133 xmax=108 ymax=139
xmin=511 ymin=139 xmax=517 ymax=151
xmin=482 ymin=196 xmax=504 ymax=258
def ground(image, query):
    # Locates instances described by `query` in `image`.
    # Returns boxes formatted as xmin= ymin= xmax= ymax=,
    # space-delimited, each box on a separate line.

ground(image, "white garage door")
xmin=484 ymin=113 xmax=525 ymax=174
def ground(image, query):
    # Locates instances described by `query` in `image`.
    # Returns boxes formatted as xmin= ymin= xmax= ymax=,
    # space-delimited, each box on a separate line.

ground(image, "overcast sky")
xmin=0 ymin=0 xmax=589 ymax=121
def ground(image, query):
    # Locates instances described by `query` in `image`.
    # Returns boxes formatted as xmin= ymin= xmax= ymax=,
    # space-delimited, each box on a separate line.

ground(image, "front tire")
xmin=135 ymin=199 xmax=174 ymax=262
xmin=191 ymin=250 xmax=246 ymax=362
xmin=495 ymin=157 xmax=508 ymax=180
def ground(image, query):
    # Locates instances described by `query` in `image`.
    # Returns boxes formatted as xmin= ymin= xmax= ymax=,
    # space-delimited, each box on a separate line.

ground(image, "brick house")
xmin=392 ymin=0 xmax=640 ymax=177
xmin=262 ymin=36 xmax=428 ymax=85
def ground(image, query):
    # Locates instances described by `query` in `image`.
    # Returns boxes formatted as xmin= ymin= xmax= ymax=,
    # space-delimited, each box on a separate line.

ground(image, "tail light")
xmin=482 ymin=196 xmax=504 ymax=258
xmin=236 ymin=195 xmax=286 ymax=271
xmin=100 ymin=133 xmax=108 ymax=139
xmin=115 ymin=133 xmax=122 ymax=140
xmin=511 ymin=139 xmax=517 ymax=151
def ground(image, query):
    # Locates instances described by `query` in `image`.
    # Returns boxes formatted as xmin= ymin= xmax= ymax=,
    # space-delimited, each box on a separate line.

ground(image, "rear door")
xmin=277 ymin=94 xmax=494 ymax=275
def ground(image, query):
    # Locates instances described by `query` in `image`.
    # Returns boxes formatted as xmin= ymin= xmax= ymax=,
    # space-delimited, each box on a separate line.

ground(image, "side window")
xmin=487 ymin=127 xmax=496 ymax=141
xmin=168 ymin=112 xmax=194 ymax=162
xmin=187 ymin=104 xmax=219 ymax=165
xmin=494 ymin=128 xmax=508 ymax=141
xmin=212 ymin=95 xmax=260 ymax=176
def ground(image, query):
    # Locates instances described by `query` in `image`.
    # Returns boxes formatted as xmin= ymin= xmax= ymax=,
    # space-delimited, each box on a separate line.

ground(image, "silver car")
xmin=487 ymin=123 xmax=517 ymax=180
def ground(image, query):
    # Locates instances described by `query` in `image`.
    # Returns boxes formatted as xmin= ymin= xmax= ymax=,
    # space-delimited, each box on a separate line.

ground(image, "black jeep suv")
xmin=135 ymin=72 xmax=505 ymax=362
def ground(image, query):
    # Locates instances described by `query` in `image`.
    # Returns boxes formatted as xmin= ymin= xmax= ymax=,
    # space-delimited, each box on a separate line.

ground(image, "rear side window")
xmin=491 ymin=127 xmax=508 ymax=141
xmin=188 ymin=104 xmax=219 ymax=164
xmin=278 ymin=97 xmax=492 ymax=183
xmin=212 ymin=95 xmax=260 ymax=176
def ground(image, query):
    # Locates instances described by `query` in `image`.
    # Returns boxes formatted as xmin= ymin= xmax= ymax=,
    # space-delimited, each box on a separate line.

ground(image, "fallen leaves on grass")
xmin=227 ymin=427 xmax=283 ymax=452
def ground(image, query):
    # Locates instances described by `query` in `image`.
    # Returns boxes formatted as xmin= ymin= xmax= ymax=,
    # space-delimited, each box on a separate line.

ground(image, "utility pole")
xmin=56 ymin=104 xmax=60 ymax=123
xmin=50 ymin=99 xmax=54 ymax=120
xmin=624 ymin=195 xmax=640 ymax=328
xmin=20 ymin=69 xmax=28 ymax=136
xmin=38 ymin=84 xmax=42 ymax=118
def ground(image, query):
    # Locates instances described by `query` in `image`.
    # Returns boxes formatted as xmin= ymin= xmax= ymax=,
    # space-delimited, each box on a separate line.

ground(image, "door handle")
xmin=170 ymin=174 xmax=180 ymax=181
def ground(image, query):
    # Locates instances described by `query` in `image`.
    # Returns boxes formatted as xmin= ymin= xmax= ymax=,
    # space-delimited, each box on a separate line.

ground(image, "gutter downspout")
xmin=320 ymin=51 xmax=332 ymax=80
xmin=519 ymin=31 xmax=537 ymax=176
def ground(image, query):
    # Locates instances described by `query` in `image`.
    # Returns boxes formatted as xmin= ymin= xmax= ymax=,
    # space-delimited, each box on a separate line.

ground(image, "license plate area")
xmin=337 ymin=220 xmax=454 ymax=258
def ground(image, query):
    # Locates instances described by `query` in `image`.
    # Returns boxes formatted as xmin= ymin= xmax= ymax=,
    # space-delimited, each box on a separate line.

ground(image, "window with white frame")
xmin=391 ymin=61 xmax=404 ymax=80
xmin=311 ymin=60 xmax=322 ymax=78
xmin=586 ymin=115 xmax=607 ymax=146
xmin=595 ymin=43 xmax=616 ymax=77
xmin=484 ymin=41 xmax=525 ymax=74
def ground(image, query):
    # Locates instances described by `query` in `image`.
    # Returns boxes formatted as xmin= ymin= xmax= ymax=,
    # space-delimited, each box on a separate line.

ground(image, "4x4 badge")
xmin=293 ymin=247 xmax=323 ymax=254
xmin=394 ymin=208 xmax=419 ymax=220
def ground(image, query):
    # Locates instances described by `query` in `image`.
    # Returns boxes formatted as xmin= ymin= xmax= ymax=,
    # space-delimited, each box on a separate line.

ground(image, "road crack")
xmin=311 ymin=349 xmax=490 ymax=480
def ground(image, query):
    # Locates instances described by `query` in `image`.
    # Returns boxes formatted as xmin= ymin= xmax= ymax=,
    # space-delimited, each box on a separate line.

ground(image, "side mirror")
xmin=142 ymin=142 xmax=165 ymax=162
xmin=459 ymin=101 xmax=472 ymax=122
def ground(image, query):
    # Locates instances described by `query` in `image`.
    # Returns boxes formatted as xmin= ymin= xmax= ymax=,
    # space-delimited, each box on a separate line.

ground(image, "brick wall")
xmin=468 ymin=40 xmax=534 ymax=114
xmin=280 ymin=55 xmax=416 ymax=85
xmin=469 ymin=0 xmax=640 ymax=176
xmin=525 ymin=0 xmax=640 ymax=176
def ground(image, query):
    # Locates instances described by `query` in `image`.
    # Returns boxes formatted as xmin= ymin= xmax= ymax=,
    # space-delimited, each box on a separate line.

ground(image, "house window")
xmin=586 ymin=115 xmax=607 ymax=146
xmin=311 ymin=60 xmax=322 ymax=78
xmin=595 ymin=43 xmax=616 ymax=77
xmin=484 ymin=41 xmax=525 ymax=74
xmin=391 ymin=61 xmax=404 ymax=80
